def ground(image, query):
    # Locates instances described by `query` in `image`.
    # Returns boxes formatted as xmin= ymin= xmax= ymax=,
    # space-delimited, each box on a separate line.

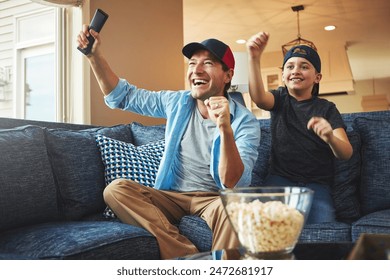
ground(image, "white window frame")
xmin=13 ymin=7 xmax=62 ymax=121
xmin=11 ymin=3 xmax=91 ymax=124
xmin=65 ymin=4 xmax=91 ymax=124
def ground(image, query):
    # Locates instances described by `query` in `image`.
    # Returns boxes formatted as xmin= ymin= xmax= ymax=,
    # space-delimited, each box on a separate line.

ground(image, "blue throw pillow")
xmin=353 ymin=115 xmax=390 ymax=215
xmin=251 ymin=124 xmax=271 ymax=186
xmin=332 ymin=130 xmax=361 ymax=222
xmin=95 ymin=134 xmax=165 ymax=218
xmin=0 ymin=126 xmax=59 ymax=231
xmin=45 ymin=124 xmax=132 ymax=220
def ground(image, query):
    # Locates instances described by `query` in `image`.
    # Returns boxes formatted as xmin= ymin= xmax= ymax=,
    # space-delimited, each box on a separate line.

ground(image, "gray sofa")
xmin=0 ymin=110 xmax=389 ymax=259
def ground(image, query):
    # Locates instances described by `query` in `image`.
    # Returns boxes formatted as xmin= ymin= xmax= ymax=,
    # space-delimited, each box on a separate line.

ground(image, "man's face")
xmin=187 ymin=49 xmax=233 ymax=101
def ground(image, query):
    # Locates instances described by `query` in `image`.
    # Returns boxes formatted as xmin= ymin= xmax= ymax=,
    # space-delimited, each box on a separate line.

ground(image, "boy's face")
xmin=282 ymin=57 xmax=322 ymax=96
xmin=187 ymin=49 xmax=233 ymax=101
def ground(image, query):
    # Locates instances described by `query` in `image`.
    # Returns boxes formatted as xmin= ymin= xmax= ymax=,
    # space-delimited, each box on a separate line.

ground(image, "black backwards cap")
xmin=283 ymin=45 xmax=321 ymax=73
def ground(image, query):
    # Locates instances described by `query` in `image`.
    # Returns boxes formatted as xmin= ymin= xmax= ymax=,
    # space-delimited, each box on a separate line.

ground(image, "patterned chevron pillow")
xmin=95 ymin=134 xmax=165 ymax=218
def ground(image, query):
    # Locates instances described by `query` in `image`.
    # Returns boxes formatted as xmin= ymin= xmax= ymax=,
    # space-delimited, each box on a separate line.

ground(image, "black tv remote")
xmin=77 ymin=9 xmax=109 ymax=55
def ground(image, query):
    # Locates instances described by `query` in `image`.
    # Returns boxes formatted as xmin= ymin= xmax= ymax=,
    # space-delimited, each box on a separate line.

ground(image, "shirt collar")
xmin=185 ymin=90 xmax=236 ymax=122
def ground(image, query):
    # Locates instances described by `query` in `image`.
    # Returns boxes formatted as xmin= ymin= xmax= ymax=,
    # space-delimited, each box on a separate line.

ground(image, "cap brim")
xmin=182 ymin=42 xmax=208 ymax=59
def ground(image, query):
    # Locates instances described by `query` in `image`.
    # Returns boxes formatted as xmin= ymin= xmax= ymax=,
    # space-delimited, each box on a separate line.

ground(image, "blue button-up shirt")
xmin=105 ymin=78 xmax=260 ymax=190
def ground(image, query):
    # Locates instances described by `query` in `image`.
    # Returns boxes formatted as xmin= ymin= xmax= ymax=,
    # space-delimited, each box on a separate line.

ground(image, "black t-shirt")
xmin=269 ymin=87 xmax=346 ymax=185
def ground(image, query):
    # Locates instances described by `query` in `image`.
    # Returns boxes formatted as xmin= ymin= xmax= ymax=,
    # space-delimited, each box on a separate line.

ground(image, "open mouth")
xmin=290 ymin=78 xmax=303 ymax=82
xmin=192 ymin=79 xmax=208 ymax=87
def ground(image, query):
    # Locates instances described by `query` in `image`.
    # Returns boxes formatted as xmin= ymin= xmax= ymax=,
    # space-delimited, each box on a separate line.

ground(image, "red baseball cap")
xmin=182 ymin=38 xmax=235 ymax=70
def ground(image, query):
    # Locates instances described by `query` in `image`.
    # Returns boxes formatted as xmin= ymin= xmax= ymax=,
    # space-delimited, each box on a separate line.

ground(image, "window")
xmin=14 ymin=7 xmax=58 ymax=121
xmin=22 ymin=46 xmax=56 ymax=120
xmin=0 ymin=0 xmax=88 ymax=123
xmin=0 ymin=1 xmax=59 ymax=121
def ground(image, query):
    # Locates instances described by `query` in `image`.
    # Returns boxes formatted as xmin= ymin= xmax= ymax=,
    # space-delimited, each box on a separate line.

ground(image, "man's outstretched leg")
xmin=103 ymin=179 xmax=199 ymax=259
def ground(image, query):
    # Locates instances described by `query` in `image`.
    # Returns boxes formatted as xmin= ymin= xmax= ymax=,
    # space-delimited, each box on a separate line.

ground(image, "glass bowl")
xmin=220 ymin=186 xmax=313 ymax=259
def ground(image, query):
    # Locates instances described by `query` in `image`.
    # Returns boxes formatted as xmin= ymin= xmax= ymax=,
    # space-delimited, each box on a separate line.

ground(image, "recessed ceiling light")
xmin=324 ymin=25 xmax=336 ymax=31
xmin=236 ymin=39 xmax=246 ymax=44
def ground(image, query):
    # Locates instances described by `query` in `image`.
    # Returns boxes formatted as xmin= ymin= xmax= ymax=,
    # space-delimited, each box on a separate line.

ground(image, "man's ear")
xmin=226 ymin=69 xmax=234 ymax=83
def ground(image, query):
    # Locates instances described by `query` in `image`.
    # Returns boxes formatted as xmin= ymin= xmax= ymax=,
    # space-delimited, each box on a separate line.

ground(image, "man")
xmin=77 ymin=25 xmax=260 ymax=259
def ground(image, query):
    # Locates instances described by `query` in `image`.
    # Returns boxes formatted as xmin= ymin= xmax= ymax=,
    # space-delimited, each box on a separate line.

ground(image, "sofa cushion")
xmin=45 ymin=125 xmax=133 ymax=220
xmin=353 ymin=115 xmax=390 ymax=215
xmin=0 ymin=126 xmax=59 ymax=231
xmin=351 ymin=209 xmax=390 ymax=241
xmin=0 ymin=253 xmax=36 ymax=260
xmin=341 ymin=113 xmax=357 ymax=132
xmin=0 ymin=117 xmax=97 ymax=130
xmin=130 ymin=122 xmax=165 ymax=146
xmin=331 ymin=130 xmax=361 ymax=223
xmin=299 ymin=222 xmax=351 ymax=242
xmin=0 ymin=221 xmax=159 ymax=259
xmin=251 ymin=121 xmax=271 ymax=186
xmin=178 ymin=216 xmax=212 ymax=252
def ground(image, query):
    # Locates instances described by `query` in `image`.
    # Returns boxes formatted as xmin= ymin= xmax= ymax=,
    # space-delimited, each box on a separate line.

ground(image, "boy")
xmin=246 ymin=32 xmax=352 ymax=223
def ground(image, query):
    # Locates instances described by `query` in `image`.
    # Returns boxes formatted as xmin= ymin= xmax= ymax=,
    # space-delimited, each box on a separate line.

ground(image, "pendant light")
xmin=281 ymin=5 xmax=317 ymax=55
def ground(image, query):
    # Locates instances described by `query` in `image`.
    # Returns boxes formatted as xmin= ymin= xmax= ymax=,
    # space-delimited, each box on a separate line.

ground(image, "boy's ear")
xmin=315 ymin=73 xmax=322 ymax=83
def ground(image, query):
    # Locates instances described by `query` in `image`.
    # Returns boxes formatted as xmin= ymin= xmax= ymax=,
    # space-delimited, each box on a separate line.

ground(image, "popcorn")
xmin=225 ymin=200 xmax=304 ymax=253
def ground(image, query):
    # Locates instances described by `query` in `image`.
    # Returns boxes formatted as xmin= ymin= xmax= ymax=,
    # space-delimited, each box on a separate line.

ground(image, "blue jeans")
xmin=264 ymin=175 xmax=336 ymax=224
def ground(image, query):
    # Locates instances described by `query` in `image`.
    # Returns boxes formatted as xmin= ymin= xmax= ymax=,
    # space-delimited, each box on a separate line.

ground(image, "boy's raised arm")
xmin=246 ymin=32 xmax=275 ymax=110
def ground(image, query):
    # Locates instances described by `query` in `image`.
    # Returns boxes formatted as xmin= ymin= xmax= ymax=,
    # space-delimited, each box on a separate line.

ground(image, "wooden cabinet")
xmin=243 ymin=67 xmax=282 ymax=119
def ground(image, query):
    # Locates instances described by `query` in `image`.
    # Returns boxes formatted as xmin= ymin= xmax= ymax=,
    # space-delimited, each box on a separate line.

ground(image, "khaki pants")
xmin=103 ymin=178 xmax=239 ymax=259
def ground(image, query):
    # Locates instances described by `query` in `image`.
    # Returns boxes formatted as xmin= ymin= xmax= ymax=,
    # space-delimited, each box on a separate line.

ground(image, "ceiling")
xmin=183 ymin=0 xmax=390 ymax=81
